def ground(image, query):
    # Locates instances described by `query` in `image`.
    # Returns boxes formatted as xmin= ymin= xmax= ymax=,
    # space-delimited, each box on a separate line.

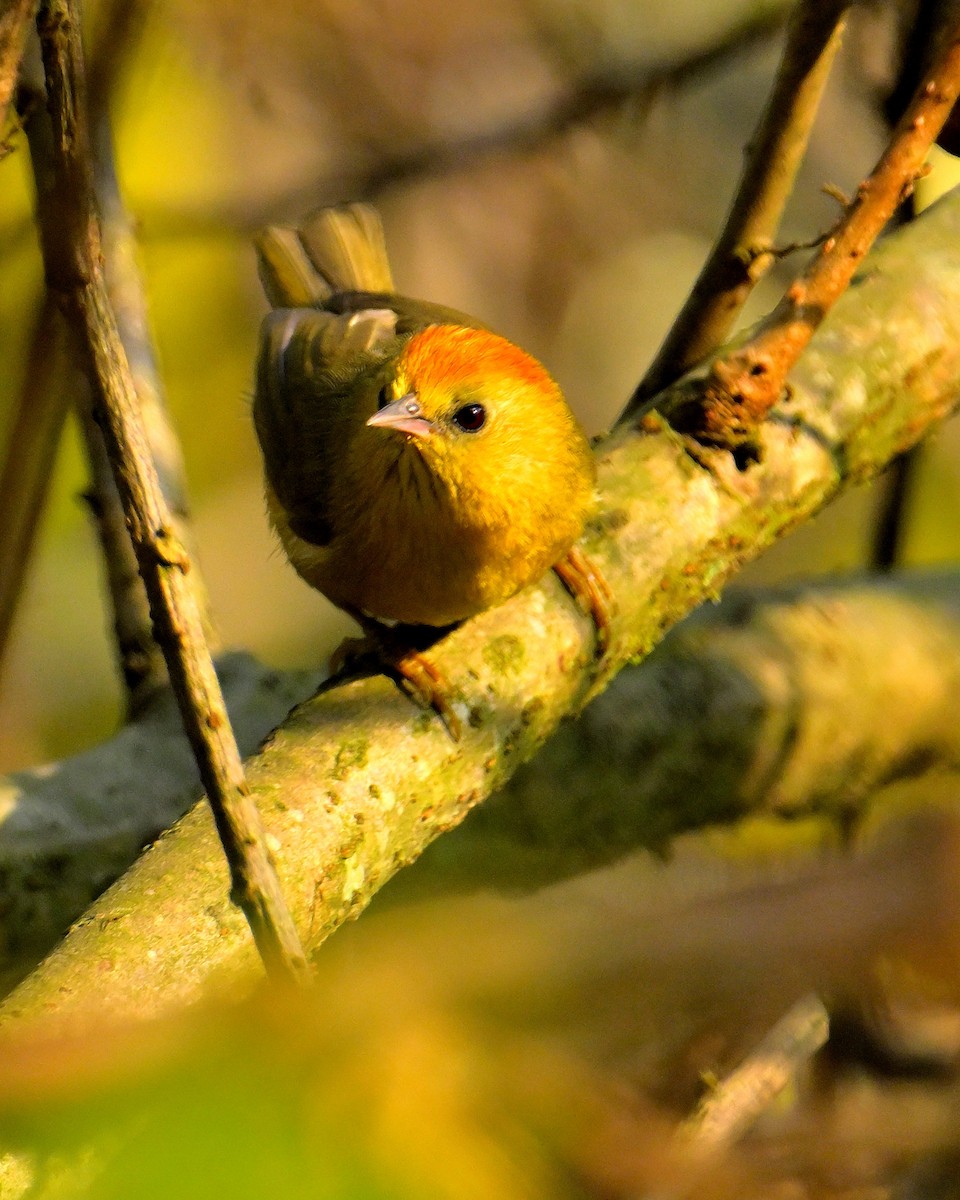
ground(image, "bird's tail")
xmin=255 ymin=204 xmax=395 ymax=309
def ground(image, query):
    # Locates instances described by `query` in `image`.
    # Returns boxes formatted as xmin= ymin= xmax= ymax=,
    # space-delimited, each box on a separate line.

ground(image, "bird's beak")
xmin=366 ymin=393 xmax=436 ymax=439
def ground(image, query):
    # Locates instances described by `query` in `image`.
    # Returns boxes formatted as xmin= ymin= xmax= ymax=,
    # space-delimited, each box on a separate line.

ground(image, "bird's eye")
xmin=452 ymin=402 xmax=486 ymax=432
xmin=377 ymin=385 xmax=390 ymax=409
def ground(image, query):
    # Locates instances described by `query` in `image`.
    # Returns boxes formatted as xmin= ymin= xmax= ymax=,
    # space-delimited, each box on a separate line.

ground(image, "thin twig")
xmin=663 ymin=18 xmax=960 ymax=450
xmin=18 ymin=24 xmax=169 ymax=708
xmin=74 ymin=397 xmax=168 ymax=701
xmin=676 ymin=993 xmax=830 ymax=1158
xmin=43 ymin=0 xmax=207 ymax=708
xmin=624 ymin=0 xmax=850 ymax=417
xmin=0 ymin=295 xmax=70 ymax=671
xmin=34 ymin=0 xmax=309 ymax=985
xmin=0 ymin=0 xmax=34 ymax=146
xmin=86 ymin=0 xmax=199 ymax=709
xmin=866 ymin=5 xmax=955 ymax=573
xmin=85 ymin=0 xmax=183 ymax=709
xmin=4 ymin=11 xmax=176 ymax=704
xmin=871 ymin=451 xmax=918 ymax=570
xmin=87 ymin=113 xmax=216 ymax=709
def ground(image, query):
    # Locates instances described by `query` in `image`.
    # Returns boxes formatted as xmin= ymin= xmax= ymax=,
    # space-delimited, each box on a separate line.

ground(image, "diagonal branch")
xmin=2 ymin=567 xmax=960 ymax=994
xmin=625 ymin=0 xmax=850 ymax=416
xmin=676 ymin=994 xmax=830 ymax=1160
xmin=33 ymin=0 xmax=308 ymax=985
xmin=4 ymin=185 xmax=960 ymax=1027
xmin=83 ymin=113 xmax=216 ymax=710
xmin=662 ymin=15 xmax=960 ymax=450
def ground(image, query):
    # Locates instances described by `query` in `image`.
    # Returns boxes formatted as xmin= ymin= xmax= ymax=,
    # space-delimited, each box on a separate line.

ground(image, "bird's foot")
xmin=331 ymin=622 xmax=462 ymax=740
xmin=552 ymin=545 xmax=614 ymax=659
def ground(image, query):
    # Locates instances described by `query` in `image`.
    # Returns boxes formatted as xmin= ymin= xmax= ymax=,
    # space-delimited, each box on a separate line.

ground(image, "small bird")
xmin=253 ymin=204 xmax=610 ymax=735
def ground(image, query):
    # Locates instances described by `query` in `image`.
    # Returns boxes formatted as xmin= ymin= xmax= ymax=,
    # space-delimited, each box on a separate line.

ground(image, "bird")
xmin=252 ymin=204 xmax=611 ymax=736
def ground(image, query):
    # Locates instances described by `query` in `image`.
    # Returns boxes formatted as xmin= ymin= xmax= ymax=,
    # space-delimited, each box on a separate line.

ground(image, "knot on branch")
xmin=663 ymin=353 xmax=779 ymax=459
xmin=148 ymin=526 xmax=191 ymax=573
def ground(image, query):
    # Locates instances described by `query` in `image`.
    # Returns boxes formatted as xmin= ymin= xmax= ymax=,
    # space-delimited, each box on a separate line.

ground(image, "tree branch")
xmin=80 ymin=0 xmax=197 ymax=709
xmin=33 ymin=0 xmax=308 ymax=984
xmin=86 ymin=114 xmax=217 ymax=709
xmin=663 ymin=15 xmax=960 ymax=450
xmin=626 ymin=0 xmax=850 ymax=414
xmin=677 ymin=993 xmax=829 ymax=1159
xmin=4 ymin=189 xmax=960 ymax=1025
xmin=2 ymin=570 xmax=960 ymax=994
xmin=19 ymin=56 xmax=170 ymax=706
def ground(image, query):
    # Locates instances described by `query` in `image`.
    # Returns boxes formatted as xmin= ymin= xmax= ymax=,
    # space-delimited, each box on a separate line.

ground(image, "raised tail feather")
xmin=255 ymin=204 xmax=395 ymax=309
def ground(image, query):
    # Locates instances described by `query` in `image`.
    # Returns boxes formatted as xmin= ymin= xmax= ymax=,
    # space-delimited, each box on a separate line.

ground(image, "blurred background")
xmin=5 ymin=5 xmax=960 ymax=1196
xmin=2 ymin=0 xmax=958 ymax=772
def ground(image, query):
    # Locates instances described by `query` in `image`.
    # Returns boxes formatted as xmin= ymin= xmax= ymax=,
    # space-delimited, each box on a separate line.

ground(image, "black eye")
xmin=452 ymin=402 xmax=486 ymax=432
xmin=377 ymin=385 xmax=390 ymax=409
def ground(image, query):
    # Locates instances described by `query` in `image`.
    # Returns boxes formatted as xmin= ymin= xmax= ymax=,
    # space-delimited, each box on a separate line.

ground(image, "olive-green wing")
xmin=253 ymin=307 xmax=397 ymax=547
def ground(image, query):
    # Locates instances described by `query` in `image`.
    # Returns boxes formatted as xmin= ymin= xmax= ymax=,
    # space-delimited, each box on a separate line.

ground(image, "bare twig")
xmin=34 ymin=0 xmax=308 ymax=985
xmin=74 ymin=395 xmax=169 ymax=701
xmin=0 ymin=295 xmax=70 ymax=672
xmin=871 ymin=451 xmax=918 ymax=570
xmin=83 ymin=0 xmax=185 ymax=708
xmin=5 ymin=11 xmax=177 ymax=704
xmin=625 ymin=0 xmax=850 ymax=417
xmin=0 ymin=0 xmax=34 ymax=144
xmin=676 ymin=994 xmax=829 ymax=1159
xmin=663 ymin=18 xmax=960 ymax=450
xmin=86 ymin=113 xmax=217 ymax=709
xmin=866 ymin=6 xmax=956 ymax=573
xmin=18 ymin=29 xmax=170 ymax=707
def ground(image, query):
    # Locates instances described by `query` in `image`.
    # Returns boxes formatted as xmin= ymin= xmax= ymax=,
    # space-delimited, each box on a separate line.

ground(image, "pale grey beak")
xmin=366 ymin=393 xmax=436 ymax=439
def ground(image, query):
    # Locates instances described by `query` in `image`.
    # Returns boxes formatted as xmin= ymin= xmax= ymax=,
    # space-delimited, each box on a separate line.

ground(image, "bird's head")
xmin=366 ymin=324 xmax=581 ymax=501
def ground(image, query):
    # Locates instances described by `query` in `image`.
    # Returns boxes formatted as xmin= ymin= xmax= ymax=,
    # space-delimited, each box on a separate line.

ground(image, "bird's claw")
xmin=331 ymin=624 xmax=462 ymax=740
xmin=389 ymin=646 xmax=462 ymax=741
xmin=553 ymin=545 xmax=615 ymax=659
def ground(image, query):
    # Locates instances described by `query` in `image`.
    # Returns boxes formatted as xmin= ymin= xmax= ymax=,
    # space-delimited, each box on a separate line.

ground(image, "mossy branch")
xmin=4 ymin=190 xmax=960 ymax=1026
xmin=3 ymin=569 xmax=960 ymax=998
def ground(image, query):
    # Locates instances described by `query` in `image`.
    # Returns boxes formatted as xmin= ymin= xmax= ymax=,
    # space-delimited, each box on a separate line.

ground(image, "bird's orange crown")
xmin=395 ymin=325 xmax=557 ymax=399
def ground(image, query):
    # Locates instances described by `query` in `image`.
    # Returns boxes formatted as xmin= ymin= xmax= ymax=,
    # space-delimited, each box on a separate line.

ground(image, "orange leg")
xmin=552 ymin=545 xmax=614 ymax=657
xmin=332 ymin=616 xmax=462 ymax=740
